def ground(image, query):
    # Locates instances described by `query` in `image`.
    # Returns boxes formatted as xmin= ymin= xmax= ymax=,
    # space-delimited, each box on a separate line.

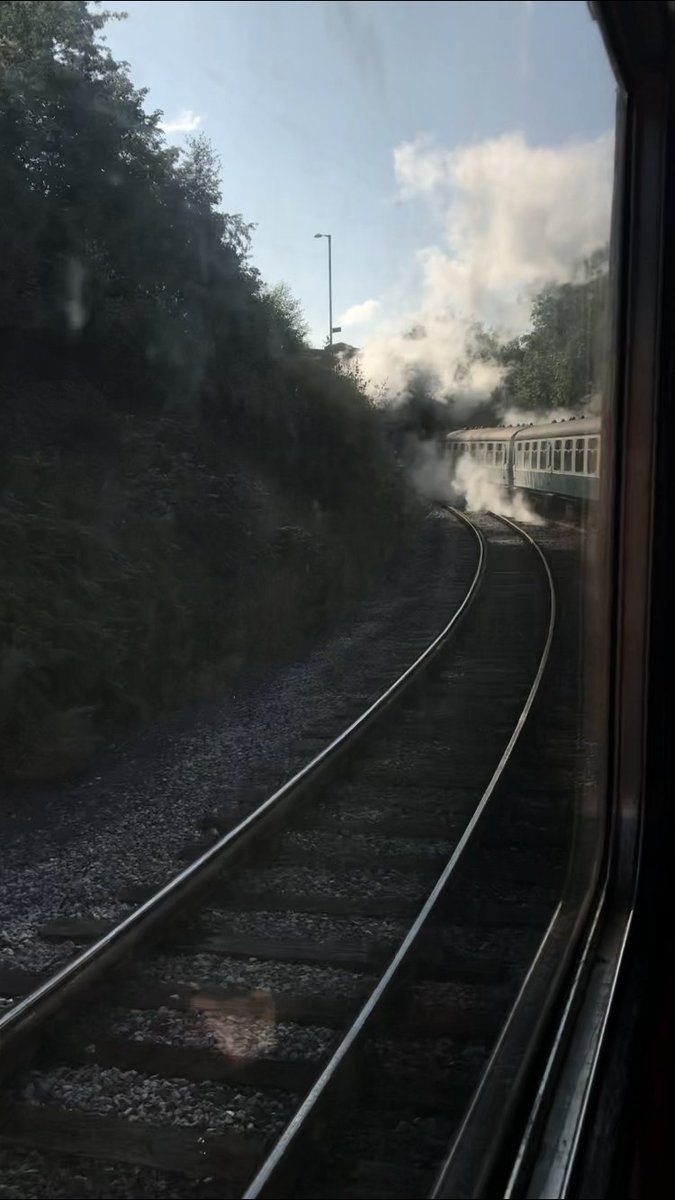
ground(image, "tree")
xmin=263 ymin=282 xmax=309 ymax=349
xmin=496 ymin=250 xmax=610 ymax=416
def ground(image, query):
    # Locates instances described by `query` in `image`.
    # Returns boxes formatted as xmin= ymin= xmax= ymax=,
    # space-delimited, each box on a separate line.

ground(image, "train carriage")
xmin=512 ymin=416 xmax=601 ymax=501
xmin=445 ymin=426 xmax=519 ymax=489
xmin=446 ymin=415 xmax=601 ymax=502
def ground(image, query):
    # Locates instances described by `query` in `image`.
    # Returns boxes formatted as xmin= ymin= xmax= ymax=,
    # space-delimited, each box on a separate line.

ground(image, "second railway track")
xmin=0 ymin=508 xmax=558 ymax=1200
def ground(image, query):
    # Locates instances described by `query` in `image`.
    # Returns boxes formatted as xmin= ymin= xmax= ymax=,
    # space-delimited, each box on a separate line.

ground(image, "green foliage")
xmin=0 ymin=1 xmax=411 ymax=781
xmin=264 ymin=282 xmax=310 ymax=348
xmin=495 ymin=249 xmax=609 ymax=417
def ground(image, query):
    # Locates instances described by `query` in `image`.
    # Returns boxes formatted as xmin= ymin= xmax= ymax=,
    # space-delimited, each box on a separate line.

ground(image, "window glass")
xmin=0 ymin=3 xmax=615 ymax=1197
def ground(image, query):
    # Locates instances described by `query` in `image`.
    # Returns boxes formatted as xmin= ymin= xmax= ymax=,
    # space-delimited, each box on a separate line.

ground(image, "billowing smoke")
xmin=451 ymin=454 xmax=543 ymax=525
xmin=499 ymin=406 xmax=576 ymax=427
xmin=407 ymin=438 xmax=457 ymax=505
xmin=353 ymin=131 xmax=613 ymax=410
xmin=404 ymin=439 xmax=542 ymax=525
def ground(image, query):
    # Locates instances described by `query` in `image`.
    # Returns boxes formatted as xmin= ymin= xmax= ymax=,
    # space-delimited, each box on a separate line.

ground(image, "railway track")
xmin=0 ymin=508 xmax=563 ymax=1200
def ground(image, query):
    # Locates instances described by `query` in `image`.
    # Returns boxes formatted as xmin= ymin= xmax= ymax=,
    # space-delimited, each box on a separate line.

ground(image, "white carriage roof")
xmin=446 ymin=415 xmax=601 ymax=442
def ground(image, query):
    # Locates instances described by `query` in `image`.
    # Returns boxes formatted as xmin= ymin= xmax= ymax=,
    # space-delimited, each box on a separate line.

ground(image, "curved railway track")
xmin=0 ymin=508 xmax=559 ymax=1200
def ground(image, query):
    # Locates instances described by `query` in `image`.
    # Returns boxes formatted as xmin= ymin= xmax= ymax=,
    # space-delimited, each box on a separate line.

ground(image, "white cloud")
xmin=358 ymin=130 xmax=614 ymax=407
xmin=339 ymin=298 xmax=380 ymax=328
xmin=159 ymin=108 xmax=202 ymax=135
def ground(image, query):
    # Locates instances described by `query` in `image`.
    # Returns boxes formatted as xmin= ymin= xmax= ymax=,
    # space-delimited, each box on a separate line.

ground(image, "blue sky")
xmin=102 ymin=1 xmax=616 ymax=361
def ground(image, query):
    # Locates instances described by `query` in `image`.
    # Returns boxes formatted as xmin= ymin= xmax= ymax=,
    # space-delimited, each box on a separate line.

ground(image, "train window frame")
xmin=575 ymin=437 xmax=586 ymax=473
xmin=563 ymin=437 xmax=574 ymax=471
xmin=553 ymin=439 xmax=562 ymax=471
xmin=486 ymin=442 xmax=494 ymax=464
xmin=588 ymin=435 xmax=600 ymax=475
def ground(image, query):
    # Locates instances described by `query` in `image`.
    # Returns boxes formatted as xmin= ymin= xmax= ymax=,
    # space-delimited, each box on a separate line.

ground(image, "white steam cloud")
xmin=451 ymin=455 xmax=543 ymax=525
xmin=358 ymin=131 xmax=614 ymax=404
xmin=339 ymin=298 xmax=380 ymax=328
xmin=407 ymin=442 xmax=543 ymax=524
xmin=159 ymin=109 xmax=202 ymax=135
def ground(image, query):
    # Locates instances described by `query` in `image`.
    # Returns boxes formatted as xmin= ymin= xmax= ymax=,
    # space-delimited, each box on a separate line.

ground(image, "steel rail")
xmin=0 ymin=507 xmax=485 ymax=1070
xmin=244 ymin=511 xmax=557 ymax=1200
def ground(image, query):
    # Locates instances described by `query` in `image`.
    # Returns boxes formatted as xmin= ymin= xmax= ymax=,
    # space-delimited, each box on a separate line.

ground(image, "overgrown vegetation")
xmin=0 ymin=1 xmax=413 ymax=781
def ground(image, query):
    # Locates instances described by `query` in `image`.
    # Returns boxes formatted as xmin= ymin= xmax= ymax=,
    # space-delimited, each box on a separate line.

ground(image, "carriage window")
xmin=588 ymin=436 xmax=599 ymax=474
xmin=486 ymin=443 xmax=494 ymax=464
xmin=553 ymin=440 xmax=562 ymax=470
xmin=575 ymin=438 xmax=586 ymax=473
xmin=533 ymin=442 xmax=541 ymax=470
xmin=540 ymin=441 xmax=550 ymax=470
xmin=496 ymin=443 xmax=504 ymax=464
xmin=563 ymin=439 xmax=574 ymax=471
xmin=524 ymin=441 xmax=531 ymax=467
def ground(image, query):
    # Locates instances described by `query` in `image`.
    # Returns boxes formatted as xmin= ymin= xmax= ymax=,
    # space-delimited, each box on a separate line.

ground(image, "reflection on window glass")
xmin=0 ymin=1 xmax=615 ymax=1197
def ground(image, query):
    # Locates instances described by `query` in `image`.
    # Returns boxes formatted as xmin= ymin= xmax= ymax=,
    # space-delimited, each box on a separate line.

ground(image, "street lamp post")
xmin=314 ymin=232 xmax=337 ymax=350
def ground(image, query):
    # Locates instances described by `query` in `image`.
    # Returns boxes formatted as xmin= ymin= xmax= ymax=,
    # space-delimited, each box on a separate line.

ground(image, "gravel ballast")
xmin=15 ymin=1066 xmax=296 ymax=1139
xmin=234 ymin=862 xmax=425 ymax=900
xmin=0 ymin=512 xmax=474 ymax=975
xmin=106 ymin=1006 xmax=336 ymax=1062
xmin=142 ymin=953 xmax=377 ymax=999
